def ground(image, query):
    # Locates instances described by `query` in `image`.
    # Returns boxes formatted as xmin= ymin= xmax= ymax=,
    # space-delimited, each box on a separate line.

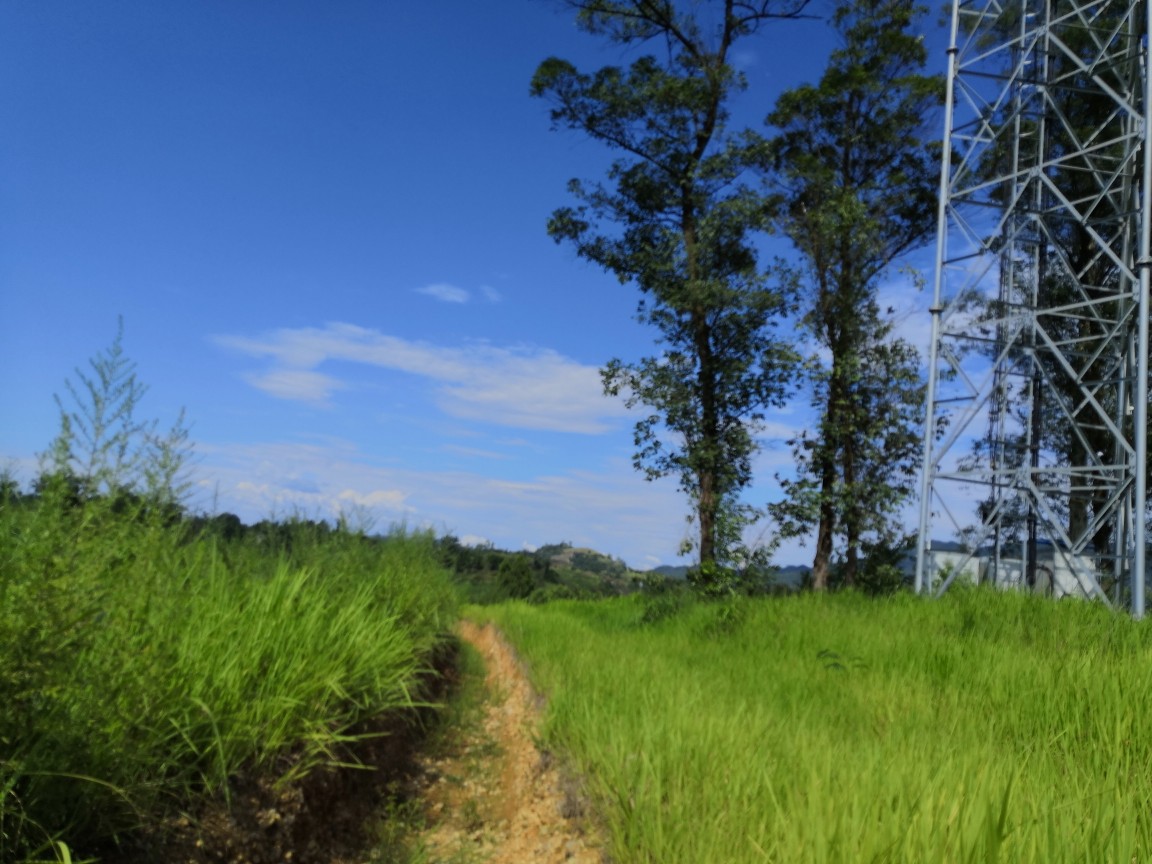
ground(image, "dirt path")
xmin=408 ymin=620 xmax=605 ymax=864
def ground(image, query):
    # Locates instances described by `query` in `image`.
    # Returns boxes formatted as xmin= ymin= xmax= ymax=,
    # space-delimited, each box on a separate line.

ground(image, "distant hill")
xmin=534 ymin=543 xmax=640 ymax=594
xmin=538 ymin=543 xmax=628 ymax=575
xmin=438 ymin=537 xmax=644 ymax=603
xmin=439 ymin=534 xmax=813 ymax=602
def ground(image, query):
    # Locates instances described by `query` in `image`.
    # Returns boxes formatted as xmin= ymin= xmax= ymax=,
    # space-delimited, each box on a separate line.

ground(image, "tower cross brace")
xmin=915 ymin=0 xmax=1152 ymax=615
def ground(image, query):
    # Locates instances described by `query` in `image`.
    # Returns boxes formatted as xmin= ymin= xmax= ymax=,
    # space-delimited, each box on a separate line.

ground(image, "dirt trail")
xmin=409 ymin=620 xmax=604 ymax=864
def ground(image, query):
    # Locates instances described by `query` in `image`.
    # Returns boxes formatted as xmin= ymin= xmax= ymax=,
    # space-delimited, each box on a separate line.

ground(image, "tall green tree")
xmin=533 ymin=0 xmax=808 ymax=581
xmin=764 ymin=0 xmax=941 ymax=589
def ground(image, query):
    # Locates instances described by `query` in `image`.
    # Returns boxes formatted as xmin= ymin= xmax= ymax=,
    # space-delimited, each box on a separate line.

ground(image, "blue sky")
xmin=1 ymin=1 xmax=945 ymax=569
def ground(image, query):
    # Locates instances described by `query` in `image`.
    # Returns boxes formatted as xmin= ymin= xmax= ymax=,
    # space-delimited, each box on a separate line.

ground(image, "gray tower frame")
xmin=915 ymin=0 xmax=1152 ymax=614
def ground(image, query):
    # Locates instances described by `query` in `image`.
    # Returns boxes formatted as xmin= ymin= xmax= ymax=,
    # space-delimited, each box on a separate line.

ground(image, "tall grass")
xmin=0 ymin=480 xmax=457 ymax=862
xmin=480 ymin=590 xmax=1152 ymax=863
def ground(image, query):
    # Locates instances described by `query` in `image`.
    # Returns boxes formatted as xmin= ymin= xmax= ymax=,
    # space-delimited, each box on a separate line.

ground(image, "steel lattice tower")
xmin=915 ymin=0 xmax=1152 ymax=614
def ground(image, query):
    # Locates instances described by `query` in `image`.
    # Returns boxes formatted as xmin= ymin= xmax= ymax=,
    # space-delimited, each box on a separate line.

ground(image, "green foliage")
xmin=846 ymin=535 xmax=914 ymax=596
xmin=497 ymin=555 xmax=536 ymax=600
xmin=480 ymin=591 xmax=1152 ymax=863
xmin=637 ymin=574 xmax=695 ymax=624
xmin=534 ymin=541 xmax=573 ymax=559
xmin=569 ymin=550 xmax=617 ymax=575
xmin=527 ymin=583 xmax=580 ymax=604
xmin=0 ymin=484 xmax=458 ymax=861
xmin=535 ymin=1 xmax=807 ymax=569
xmin=0 ymin=336 xmax=457 ymax=862
xmin=765 ymin=0 xmax=942 ymax=587
xmin=44 ymin=319 xmax=193 ymax=508
xmin=686 ymin=559 xmax=741 ymax=598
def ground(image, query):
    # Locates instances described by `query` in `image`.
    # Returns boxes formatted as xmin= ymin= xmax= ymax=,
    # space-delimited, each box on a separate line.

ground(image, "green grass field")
xmin=477 ymin=590 xmax=1152 ymax=863
xmin=9 ymin=439 xmax=1152 ymax=864
xmin=0 ymin=480 xmax=457 ymax=862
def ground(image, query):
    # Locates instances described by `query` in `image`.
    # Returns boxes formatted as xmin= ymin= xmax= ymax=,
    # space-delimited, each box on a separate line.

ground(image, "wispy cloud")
xmin=441 ymin=444 xmax=511 ymax=460
xmin=242 ymin=368 xmax=346 ymax=406
xmin=215 ymin=322 xmax=629 ymax=434
xmin=412 ymin=282 xmax=503 ymax=304
xmin=415 ymin=282 xmax=470 ymax=303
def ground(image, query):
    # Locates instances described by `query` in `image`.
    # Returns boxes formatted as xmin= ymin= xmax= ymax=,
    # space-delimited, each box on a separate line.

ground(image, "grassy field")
xmin=0 ymin=479 xmax=458 ymax=862
xmin=478 ymin=590 xmax=1152 ymax=863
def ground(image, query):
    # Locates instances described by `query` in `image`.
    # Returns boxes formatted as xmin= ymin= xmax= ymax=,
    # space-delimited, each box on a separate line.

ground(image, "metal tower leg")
xmin=916 ymin=0 xmax=1152 ymax=613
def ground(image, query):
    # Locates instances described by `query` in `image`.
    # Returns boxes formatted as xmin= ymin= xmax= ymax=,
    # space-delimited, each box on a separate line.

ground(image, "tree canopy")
xmin=764 ymin=0 xmax=942 ymax=588
xmin=533 ymin=0 xmax=808 ymax=581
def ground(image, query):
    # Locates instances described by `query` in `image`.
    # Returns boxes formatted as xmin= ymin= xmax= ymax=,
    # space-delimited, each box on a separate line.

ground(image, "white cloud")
xmin=480 ymin=285 xmax=502 ymax=303
xmin=436 ymin=348 xmax=619 ymax=432
xmin=415 ymin=282 xmax=469 ymax=303
xmin=243 ymin=368 xmax=346 ymax=405
xmin=215 ymin=322 xmax=629 ymax=434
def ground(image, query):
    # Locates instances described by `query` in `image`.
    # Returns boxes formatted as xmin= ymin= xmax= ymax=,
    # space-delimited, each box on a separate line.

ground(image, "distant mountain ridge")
xmin=440 ymin=535 xmax=811 ymax=601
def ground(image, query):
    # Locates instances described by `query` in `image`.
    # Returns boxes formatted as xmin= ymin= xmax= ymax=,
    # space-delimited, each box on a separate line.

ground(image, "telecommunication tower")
xmin=915 ymin=0 xmax=1152 ymax=614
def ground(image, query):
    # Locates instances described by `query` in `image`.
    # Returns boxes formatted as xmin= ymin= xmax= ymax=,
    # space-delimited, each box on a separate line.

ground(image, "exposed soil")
xmin=114 ymin=643 xmax=461 ymax=864
xmin=115 ymin=623 xmax=604 ymax=864
xmin=408 ymin=620 xmax=605 ymax=864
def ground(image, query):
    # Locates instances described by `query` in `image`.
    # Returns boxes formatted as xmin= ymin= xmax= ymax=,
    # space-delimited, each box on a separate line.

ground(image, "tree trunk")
xmin=843 ymin=435 xmax=858 ymax=587
xmin=811 ymin=459 xmax=836 ymax=590
xmin=686 ymin=199 xmax=720 ymax=568
xmin=811 ymin=351 xmax=847 ymax=590
xmin=695 ymin=322 xmax=720 ymax=568
xmin=698 ymin=468 xmax=717 ymax=566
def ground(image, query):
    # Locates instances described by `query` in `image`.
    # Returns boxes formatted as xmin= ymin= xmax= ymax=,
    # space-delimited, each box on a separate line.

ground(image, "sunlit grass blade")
xmin=479 ymin=591 xmax=1152 ymax=863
